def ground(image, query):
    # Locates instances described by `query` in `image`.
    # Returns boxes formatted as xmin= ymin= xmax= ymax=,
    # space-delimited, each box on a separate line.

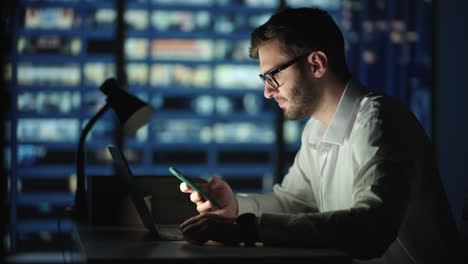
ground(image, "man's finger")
xmin=181 ymin=218 xmax=209 ymax=234
xmin=180 ymin=213 xmax=206 ymax=230
xmin=180 ymin=217 xmax=196 ymax=231
xmin=196 ymin=200 xmax=214 ymax=213
xmin=179 ymin=214 xmax=207 ymax=230
xmin=180 ymin=182 xmax=193 ymax=193
xmin=181 ymin=219 xmax=202 ymax=233
xmin=190 ymin=191 xmax=203 ymax=204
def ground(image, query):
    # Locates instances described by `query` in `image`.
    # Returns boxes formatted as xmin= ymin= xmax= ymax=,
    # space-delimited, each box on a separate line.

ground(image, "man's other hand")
xmin=180 ymin=213 xmax=240 ymax=245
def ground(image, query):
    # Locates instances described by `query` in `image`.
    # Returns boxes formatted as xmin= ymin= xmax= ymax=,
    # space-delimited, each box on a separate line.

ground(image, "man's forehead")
xmin=258 ymin=40 xmax=288 ymax=72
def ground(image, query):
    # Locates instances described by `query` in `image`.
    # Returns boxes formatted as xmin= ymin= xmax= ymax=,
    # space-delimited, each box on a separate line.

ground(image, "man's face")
xmin=258 ymin=40 xmax=324 ymax=120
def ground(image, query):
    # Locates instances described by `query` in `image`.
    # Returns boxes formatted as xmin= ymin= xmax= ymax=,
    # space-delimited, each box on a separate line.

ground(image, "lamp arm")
xmin=74 ymin=102 xmax=111 ymax=222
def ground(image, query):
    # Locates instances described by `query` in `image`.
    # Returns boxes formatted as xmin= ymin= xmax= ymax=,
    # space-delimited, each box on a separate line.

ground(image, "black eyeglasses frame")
xmin=258 ymin=53 xmax=310 ymax=89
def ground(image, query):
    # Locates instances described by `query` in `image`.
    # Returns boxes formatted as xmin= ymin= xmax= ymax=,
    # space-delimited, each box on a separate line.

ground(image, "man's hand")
xmin=180 ymin=213 xmax=240 ymax=245
xmin=180 ymin=177 xmax=238 ymax=218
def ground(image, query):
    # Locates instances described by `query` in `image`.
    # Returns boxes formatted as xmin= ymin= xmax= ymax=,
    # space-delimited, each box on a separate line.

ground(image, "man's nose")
xmin=263 ymin=82 xmax=277 ymax=99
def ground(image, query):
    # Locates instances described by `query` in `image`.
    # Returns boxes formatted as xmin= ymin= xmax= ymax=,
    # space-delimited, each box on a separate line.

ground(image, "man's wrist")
xmin=236 ymin=213 xmax=258 ymax=246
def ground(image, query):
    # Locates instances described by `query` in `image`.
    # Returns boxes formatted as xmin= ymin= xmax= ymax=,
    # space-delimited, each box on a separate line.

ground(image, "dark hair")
xmin=250 ymin=7 xmax=350 ymax=81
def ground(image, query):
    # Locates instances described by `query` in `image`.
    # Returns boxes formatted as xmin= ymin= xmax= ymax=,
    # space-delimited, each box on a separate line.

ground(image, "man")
xmin=179 ymin=7 xmax=463 ymax=263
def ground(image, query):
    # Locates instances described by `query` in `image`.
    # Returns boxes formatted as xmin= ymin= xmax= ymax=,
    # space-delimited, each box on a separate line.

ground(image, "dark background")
xmin=435 ymin=0 xmax=468 ymax=229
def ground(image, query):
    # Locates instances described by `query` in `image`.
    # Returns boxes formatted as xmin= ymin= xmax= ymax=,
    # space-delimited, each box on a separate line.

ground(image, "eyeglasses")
xmin=259 ymin=54 xmax=309 ymax=89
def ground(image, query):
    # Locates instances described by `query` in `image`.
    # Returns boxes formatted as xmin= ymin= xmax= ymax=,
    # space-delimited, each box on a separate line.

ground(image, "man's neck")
xmin=312 ymin=77 xmax=349 ymax=127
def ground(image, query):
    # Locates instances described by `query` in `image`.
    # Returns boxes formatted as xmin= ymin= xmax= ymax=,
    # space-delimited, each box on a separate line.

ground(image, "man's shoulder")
xmin=351 ymin=89 xmax=428 ymax=147
xmin=356 ymin=90 xmax=413 ymax=125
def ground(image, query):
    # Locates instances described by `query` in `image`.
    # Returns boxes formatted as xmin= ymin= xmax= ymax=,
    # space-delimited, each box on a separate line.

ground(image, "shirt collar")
xmin=308 ymin=77 xmax=367 ymax=147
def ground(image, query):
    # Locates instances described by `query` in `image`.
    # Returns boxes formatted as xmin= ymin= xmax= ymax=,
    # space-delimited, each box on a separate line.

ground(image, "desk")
xmin=75 ymin=225 xmax=351 ymax=264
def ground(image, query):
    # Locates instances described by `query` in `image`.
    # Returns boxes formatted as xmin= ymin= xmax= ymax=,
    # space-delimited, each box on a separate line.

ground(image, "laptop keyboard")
xmin=158 ymin=225 xmax=183 ymax=240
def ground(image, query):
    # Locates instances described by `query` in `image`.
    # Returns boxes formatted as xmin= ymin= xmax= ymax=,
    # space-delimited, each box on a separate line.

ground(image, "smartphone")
xmin=169 ymin=167 xmax=223 ymax=209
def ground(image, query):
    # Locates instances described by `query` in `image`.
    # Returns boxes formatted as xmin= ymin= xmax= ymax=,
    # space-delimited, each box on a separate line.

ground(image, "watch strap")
xmin=236 ymin=213 xmax=258 ymax=246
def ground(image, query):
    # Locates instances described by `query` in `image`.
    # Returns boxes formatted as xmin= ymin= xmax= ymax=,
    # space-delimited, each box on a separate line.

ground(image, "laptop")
xmin=107 ymin=145 xmax=183 ymax=240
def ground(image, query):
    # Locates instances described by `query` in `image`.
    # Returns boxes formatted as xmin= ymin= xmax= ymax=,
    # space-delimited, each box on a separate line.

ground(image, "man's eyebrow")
xmin=262 ymin=63 xmax=281 ymax=75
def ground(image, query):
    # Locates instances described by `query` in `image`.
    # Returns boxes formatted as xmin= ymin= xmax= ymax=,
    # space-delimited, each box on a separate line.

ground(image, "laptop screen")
xmin=107 ymin=145 xmax=160 ymax=238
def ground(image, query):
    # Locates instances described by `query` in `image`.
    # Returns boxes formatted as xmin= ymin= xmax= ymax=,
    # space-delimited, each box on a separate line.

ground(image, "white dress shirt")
xmin=237 ymin=78 xmax=463 ymax=263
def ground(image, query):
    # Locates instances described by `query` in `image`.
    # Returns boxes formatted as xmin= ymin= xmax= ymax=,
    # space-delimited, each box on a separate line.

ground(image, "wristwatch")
xmin=236 ymin=213 xmax=258 ymax=246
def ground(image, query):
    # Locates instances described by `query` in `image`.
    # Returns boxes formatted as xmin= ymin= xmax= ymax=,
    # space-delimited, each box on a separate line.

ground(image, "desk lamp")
xmin=74 ymin=78 xmax=154 ymax=222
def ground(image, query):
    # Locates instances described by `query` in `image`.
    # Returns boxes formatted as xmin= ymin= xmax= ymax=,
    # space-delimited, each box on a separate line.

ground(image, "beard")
xmin=282 ymin=68 xmax=324 ymax=120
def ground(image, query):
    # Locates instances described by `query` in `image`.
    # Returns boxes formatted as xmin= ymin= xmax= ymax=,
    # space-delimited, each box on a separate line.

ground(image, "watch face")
xmin=237 ymin=213 xmax=258 ymax=246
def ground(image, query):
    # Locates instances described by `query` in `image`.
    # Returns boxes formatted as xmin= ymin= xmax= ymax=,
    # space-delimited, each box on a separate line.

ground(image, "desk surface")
xmin=76 ymin=225 xmax=351 ymax=264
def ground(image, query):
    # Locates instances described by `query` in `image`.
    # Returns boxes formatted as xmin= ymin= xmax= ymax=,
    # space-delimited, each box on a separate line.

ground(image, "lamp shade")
xmin=100 ymin=78 xmax=154 ymax=134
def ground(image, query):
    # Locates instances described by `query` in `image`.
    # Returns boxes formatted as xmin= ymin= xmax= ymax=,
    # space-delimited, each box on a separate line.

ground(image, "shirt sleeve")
xmin=255 ymin=109 xmax=417 ymax=259
xmin=237 ymin=144 xmax=320 ymax=216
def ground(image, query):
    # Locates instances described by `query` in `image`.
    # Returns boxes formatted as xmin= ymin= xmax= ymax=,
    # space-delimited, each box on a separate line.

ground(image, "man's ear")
xmin=306 ymin=51 xmax=328 ymax=78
